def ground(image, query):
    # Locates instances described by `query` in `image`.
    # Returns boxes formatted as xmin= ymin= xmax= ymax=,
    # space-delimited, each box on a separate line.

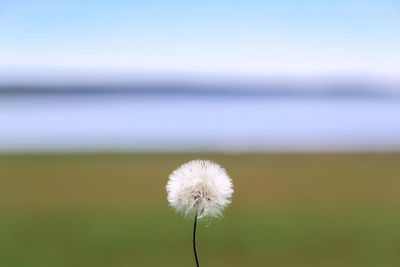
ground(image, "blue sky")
xmin=1 ymin=0 xmax=399 ymax=76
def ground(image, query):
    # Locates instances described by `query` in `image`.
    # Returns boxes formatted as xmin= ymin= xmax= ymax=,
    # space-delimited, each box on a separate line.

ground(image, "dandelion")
xmin=167 ymin=160 xmax=233 ymax=267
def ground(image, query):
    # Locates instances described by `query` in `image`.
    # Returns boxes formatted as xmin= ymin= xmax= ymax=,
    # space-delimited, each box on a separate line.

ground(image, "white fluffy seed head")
xmin=166 ymin=160 xmax=233 ymax=218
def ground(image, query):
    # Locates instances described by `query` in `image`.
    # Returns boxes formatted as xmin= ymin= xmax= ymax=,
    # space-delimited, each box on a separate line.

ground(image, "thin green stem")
xmin=193 ymin=210 xmax=200 ymax=267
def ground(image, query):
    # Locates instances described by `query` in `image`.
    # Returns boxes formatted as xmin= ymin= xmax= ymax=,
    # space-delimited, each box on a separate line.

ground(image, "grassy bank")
xmin=1 ymin=153 xmax=399 ymax=266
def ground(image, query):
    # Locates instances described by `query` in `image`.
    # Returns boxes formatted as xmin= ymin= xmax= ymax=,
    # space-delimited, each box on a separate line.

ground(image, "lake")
xmin=1 ymin=93 xmax=400 ymax=151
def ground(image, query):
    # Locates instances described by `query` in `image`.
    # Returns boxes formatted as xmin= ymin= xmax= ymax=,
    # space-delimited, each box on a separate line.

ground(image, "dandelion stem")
xmin=193 ymin=210 xmax=200 ymax=267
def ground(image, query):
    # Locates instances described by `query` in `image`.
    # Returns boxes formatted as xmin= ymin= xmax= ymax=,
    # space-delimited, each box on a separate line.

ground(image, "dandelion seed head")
xmin=166 ymin=160 xmax=233 ymax=218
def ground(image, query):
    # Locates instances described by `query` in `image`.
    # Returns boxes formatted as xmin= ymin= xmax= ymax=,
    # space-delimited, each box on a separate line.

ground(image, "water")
xmin=1 ymin=94 xmax=400 ymax=151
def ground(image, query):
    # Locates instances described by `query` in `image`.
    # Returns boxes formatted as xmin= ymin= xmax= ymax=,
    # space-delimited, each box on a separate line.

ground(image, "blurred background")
xmin=1 ymin=0 xmax=400 ymax=266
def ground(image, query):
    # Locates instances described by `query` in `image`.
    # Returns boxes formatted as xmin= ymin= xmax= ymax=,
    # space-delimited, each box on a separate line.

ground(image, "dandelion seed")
xmin=167 ymin=160 xmax=233 ymax=266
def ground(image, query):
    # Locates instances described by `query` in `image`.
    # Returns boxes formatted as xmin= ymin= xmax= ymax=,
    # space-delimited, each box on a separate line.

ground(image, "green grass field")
xmin=1 ymin=153 xmax=400 ymax=267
